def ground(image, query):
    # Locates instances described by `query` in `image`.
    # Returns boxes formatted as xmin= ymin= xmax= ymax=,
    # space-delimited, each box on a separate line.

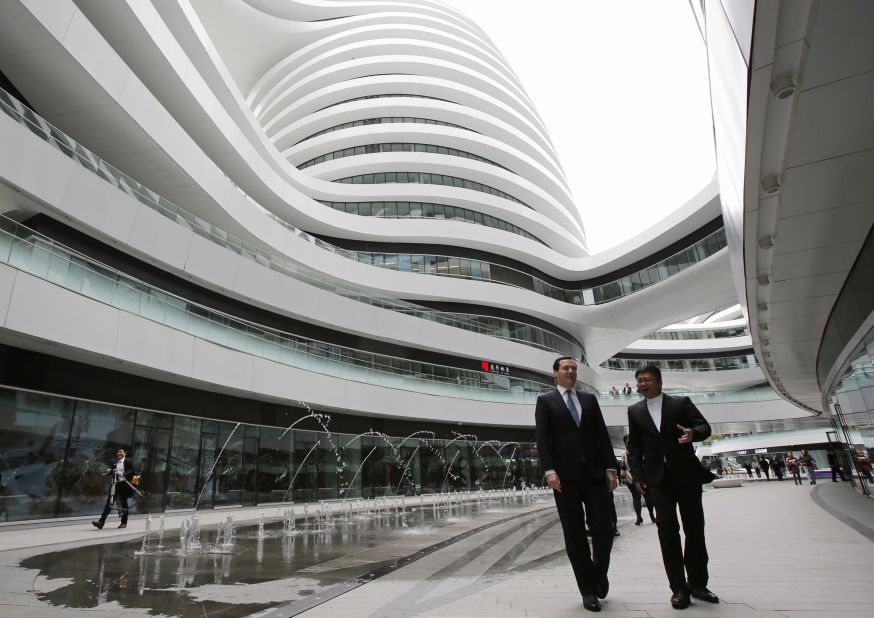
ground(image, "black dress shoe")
xmin=582 ymin=594 xmax=601 ymax=612
xmin=118 ymin=523 xmax=127 ymax=529
xmin=92 ymin=520 xmax=104 ymax=530
xmin=613 ymin=529 xmax=620 ymax=536
xmin=634 ymin=518 xmax=643 ymax=525
xmin=690 ymin=586 xmax=719 ymax=603
xmin=670 ymin=590 xmax=690 ymax=609
xmin=596 ymin=576 xmax=609 ymax=599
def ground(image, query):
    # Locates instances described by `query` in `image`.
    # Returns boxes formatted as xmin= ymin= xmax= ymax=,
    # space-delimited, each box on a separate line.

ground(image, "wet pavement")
xmin=1 ymin=482 xmax=872 ymax=617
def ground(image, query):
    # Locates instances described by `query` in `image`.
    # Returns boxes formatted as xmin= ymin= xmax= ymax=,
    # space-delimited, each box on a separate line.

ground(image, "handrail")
xmin=0 ymin=216 xmax=562 ymax=404
xmin=0 ymin=86 xmax=582 ymax=359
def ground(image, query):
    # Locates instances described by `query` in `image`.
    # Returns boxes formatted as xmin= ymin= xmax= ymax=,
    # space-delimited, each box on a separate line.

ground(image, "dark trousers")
xmin=552 ymin=478 xmax=614 ymax=596
xmin=647 ymin=478 xmax=708 ymax=592
xmin=629 ymin=482 xmax=655 ymax=522
xmin=98 ymin=481 xmax=129 ymax=525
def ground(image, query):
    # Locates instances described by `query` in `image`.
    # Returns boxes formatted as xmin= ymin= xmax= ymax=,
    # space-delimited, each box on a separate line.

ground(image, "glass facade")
xmin=642 ymin=326 xmax=749 ymax=340
xmin=299 ymin=142 xmax=508 ymax=171
xmin=317 ymin=200 xmax=543 ymax=244
xmin=601 ymin=354 xmax=757 ymax=372
xmin=335 ymin=172 xmax=531 ymax=208
xmin=296 ymin=116 xmax=474 ymax=145
xmin=0 ymin=387 xmax=544 ymax=522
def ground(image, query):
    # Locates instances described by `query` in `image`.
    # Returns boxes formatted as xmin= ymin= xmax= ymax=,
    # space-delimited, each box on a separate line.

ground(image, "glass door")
xmin=131 ymin=427 xmax=171 ymax=513
xmin=197 ymin=433 xmax=218 ymax=509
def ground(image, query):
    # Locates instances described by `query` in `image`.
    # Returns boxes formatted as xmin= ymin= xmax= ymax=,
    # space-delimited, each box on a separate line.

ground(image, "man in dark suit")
xmin=92 ymin=447 xmax=136 ymax=529
xmin=535 ymin=357 xmax=618 ymax=612
xmin=626 ymin=365 xmax=718 ymax=609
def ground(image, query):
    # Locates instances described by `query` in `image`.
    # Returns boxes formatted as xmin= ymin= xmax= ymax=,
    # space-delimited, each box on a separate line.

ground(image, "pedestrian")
xmin=856 ymin=451 xmax=872 ymax=481
xmin=626 ymin=365 xmax=719 ymax=609
xmin=799 ymin=449 xmax=817 ymax=485
xmin=759 ymin=456 xmax=770 ymax=480
xmin=786 ymin=451 xmax=802 ymax=485
xmin=535 ymin=357 xmax=618 ymax=612
xmin=753 ymin=459 xmax=761 ymax=478
xmin=770 ymin=457 xmax=783 ymax=481
xmin=92 ymin=448 xmax=137 ymax=530
xmin=826 ymin=449 xmax=846 ymax=482
xmin=743 ymin=461 xmax=753 ymax=478
xmin=623 ymin=434 xmax=655 ymax=525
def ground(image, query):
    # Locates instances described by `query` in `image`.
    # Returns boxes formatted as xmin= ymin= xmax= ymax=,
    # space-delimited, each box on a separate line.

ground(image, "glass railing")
xmin=295 ymin=116 xmax=474 ymax=145
xmin=642 ymin=326 xmax=750 ymax=340
xmin=0 ymin=87 xmax=581 ymax=358
xmin=317 ymin=199 xmax=544 ymax=244
xmin=0 ymin=217 xmax=563 ymax=404
xmin=591 ymin=228 xmax=728 ymax=303
xmin=601 ymin=354 xmax=757 ymax=373
xmin=595 ymin=386 xmax=782 ymax=406
xmin=298 ymin=142 xmax=509 ymax=172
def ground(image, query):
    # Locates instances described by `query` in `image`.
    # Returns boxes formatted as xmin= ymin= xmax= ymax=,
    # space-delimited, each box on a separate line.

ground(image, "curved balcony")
xmin=298 ymin=142 xmax=509 ymax=172
xmin=0 ymin=87 xmax=579 ymax=358
xmin=334 ymin=171 xmax=531 ymax=208
xmin=601 ymin=354 xmax=758 ymax=373
xmin=0 ymin=218 xmax=565 ymax=405
xmin=317 ymin=200 xmax=544 ymax=244
xmin=642 ymin=326 xmax=749 ymax=340
xmin=295 ymin=116 xmax=476 ymax=145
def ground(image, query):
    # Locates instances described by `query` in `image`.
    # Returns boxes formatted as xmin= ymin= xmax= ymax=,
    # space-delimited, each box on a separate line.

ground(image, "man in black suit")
xmin=626 ymin=365 xmax=718 ymax=609
xmin=535 ymin=357 xmax=618 ymax=612
xmin=92 ymin=447 xmax=136 ymax=529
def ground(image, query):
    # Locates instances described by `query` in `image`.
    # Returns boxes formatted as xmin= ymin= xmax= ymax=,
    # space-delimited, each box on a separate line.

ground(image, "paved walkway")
xmin=0 ymin=481 xmax=871 ymax=617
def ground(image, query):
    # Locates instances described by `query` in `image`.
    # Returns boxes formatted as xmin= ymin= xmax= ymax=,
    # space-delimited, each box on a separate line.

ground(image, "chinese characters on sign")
xmin=480 ymin=361 xmax=510 ymax=375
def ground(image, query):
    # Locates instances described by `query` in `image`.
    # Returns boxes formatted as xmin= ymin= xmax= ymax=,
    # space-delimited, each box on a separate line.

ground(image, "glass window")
xmin=384 ymin=202 xmax=397 ymax=217
xmin=359 ymin=202 xmax=372 ymax=216
xmin=165 ymin=415 xmax=202 ymax=510
xmin=436 ymin=256 xmax=449 ymax=274
xmin=0 ymin=389 xmax=75 ymax=521
xmin=422 ymin=203 xmax=434 ymax=217
xmin=399 ymin=255 xmax=412 ymax=271
xmin=60 ymin=400 xmax=135 ymax=518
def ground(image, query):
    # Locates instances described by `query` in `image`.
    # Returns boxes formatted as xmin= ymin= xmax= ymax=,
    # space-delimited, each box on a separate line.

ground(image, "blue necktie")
xmin=565 ymin=390 xmax=580 ymax=427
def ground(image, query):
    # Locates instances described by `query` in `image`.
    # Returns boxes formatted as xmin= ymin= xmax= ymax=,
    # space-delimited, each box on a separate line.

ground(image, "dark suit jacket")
xmin=535 ymin=389 xmax=617 ymax=481
xmin=626 ymin=394 xmax=711 ymax=487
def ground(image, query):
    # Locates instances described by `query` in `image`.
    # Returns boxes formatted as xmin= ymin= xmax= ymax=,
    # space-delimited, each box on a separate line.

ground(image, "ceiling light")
xmin=757 ymin=301 xmax=768 ymax=311
xmin=759 ymin=323 xmax=769 ymax=331
xmin=760 ymin=175 xmax=781 ymax=195
xmin=770 ymin=73 xmax=797 ymax=99
xmin=757 ymin=274 xmax=771 ymax=286
xmin=758 ymin=235 xmax=774 ymax=249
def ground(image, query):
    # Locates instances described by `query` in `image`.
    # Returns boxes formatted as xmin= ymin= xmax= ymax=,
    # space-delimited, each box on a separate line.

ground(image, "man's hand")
xmin=606 ymin=469 xmax=617 ymax=492
xmin=546 ymin=472 xmax=562 ymax=493
xmin=677 ymin=424 xmax=694 ymax=444
xmin=634 ymin=479 xmax=647 ymax=495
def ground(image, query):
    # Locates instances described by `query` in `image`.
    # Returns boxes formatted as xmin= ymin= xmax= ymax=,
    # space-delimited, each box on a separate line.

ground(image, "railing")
xmin=642 ymin=326 xmax=749 ymax=340
xmin=0 ymin=86 xmax=582 ymax=359
xmin=601 ymin=354 xmax=757 ymax=373
xmin=0 ymin=217 xmax=561 ymax=404
xmin=595 ymin=387 xmax=783 ymax=406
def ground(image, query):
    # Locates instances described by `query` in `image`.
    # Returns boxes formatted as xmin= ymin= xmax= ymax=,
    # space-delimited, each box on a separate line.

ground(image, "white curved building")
xmin=0 ymin=0 xmax=828 ymax=519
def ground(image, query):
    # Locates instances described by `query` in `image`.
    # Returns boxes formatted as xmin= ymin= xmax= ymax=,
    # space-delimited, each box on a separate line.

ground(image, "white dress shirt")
xmin=645 ymin=392 xmax=664 ymax=431
xmin=115 ymin=458 xmax=125 ymax=481
xmin=543 ymin=387 xmax=616 ymax=480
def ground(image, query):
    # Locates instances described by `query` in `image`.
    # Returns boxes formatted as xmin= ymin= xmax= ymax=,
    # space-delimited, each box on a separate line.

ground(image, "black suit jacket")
xmin=626 ymin=394 xmax=711 ymax=487
xmin=535 ymin=389 xmax=616 ymax=481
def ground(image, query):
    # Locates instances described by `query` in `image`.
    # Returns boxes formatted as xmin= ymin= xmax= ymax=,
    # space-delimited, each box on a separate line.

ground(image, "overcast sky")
xmin=438 ymin=0 xmax=716 ymax=254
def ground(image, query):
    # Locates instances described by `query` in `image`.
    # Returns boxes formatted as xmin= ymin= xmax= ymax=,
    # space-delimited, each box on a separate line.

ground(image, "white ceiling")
xmin=745 ymin=0 xmax=874 ymax=413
